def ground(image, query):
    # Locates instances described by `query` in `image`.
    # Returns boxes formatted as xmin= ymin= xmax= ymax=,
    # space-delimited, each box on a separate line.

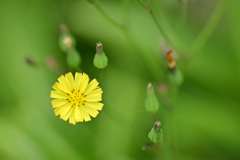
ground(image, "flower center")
xmin=67 ymin=89 xmax=86 ymax=106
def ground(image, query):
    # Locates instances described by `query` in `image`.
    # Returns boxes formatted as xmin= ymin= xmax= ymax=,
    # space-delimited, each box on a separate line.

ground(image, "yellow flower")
xmin=50 ymin=72 xmax=103 ymax=125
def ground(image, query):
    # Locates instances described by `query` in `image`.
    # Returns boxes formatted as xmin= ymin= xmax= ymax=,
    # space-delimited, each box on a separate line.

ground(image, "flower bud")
xmin=148 ymin=121 xmax=163 ymax=143
xmin=168 ymin=69 xmax=184 ymax=86
xmin=166 ymin=50 xmax=184 ymax=86
xmin=46 ymin=56 xmax=57 ymax=69
xmin=93 ymin=42 xmax=108 ymax=69
xmin=67 ymin=49 xmax=81 ymax=69
xmin=145 ymin=83 xmax=159 ymax=113
xmin=25 ymin=56 xmax=36 ymax=66
xmin=167 ymin=50 xmax=176 ymax=71
xmin=59 ymin=25 xmax=76 ymax=52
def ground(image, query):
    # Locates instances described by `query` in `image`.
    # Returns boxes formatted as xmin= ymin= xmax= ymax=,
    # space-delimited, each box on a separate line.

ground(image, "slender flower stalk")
xmin=137 ymin=0 xmax=176 ymax=49
xmin=190 ymin=0 xmax=229 ymax=57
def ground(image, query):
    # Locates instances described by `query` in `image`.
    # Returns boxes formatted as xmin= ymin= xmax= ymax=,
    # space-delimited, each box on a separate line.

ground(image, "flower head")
xmin=50 ymin=72 xmax=103 ymax=125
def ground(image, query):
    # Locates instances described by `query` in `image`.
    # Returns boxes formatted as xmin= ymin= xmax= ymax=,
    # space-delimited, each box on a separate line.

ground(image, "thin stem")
xmin=153 ymin=112 xmax=158 ymax=121
xmin=123 ymin=31 xmax=164 ymax=81
xmin=137 ymin=0 xmax=148 ymax=9
xmin=182 ymin=0 xmax=188 ymax=26
xmin=84 ymin=0 xmax=164 ymax=81
xmin=94 ymin=3 xmax=124 ymax=30
xmin=142 ymin=142 xmax=156 ymax=151
xmin=190 ymin=0 xmax=228 ymax=56
xmin=99 ymin=69 xmax=104 ymax=84
xmin=137 ymin=0 xmax=176 ymax=50
xmin=122 ymin=0 xmax=131 ymax=29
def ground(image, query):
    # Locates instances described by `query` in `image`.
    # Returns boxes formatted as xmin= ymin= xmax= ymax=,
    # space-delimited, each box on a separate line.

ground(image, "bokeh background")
xmin=0 ymin=0 xmax=240 ymax=159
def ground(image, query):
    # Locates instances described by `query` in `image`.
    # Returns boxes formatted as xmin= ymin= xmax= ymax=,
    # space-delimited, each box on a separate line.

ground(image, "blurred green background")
xmin=0 ymin=0 xmax=240 ymax=159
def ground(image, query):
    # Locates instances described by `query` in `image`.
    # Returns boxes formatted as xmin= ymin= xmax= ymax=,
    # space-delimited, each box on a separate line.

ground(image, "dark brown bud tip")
xmin=25 ymin=56 xmax=36 ymax=66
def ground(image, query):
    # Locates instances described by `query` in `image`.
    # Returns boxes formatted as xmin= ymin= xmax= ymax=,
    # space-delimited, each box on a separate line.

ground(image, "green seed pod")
xmin=145 ymin=83 xmax=159 ymax=112
xmin=168 ymin=69 xmax=184 ymax=86
xmin=59 ymin=34 xmax=76 ymax=52
xmin=93 ymin=42 xmax=108 ymax=69
xmin=67 ymin=49 xmax=81 ymax=69
xmin=148 ymin=121 xmax=163 ymax=143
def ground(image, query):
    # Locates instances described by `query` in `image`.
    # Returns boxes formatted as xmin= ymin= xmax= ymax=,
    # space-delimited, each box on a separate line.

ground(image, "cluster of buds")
xmin=143 ymin=49 xmax=184 ymax=148
xmin=59 ymin=24 xmax=81 ymax=70
xmin=144 ymin=83 xmax=163 ymax=148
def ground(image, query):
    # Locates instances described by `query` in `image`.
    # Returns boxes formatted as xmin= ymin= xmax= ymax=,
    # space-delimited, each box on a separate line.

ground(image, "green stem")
xmin=122 ymin=0 xmax=131 ymax=29
xmin=137 ymin=0 xmax=147 ymax=8
xmin=99 ymin=69 xmax=104 ymax=84
xmin=94 ymin=3 xmax=124 ymax=30
xmin=182 ymin=0 xmax=188 ymax=27
xmin=190 ymin=0 xmax=228 ymax=56
xmin=123 ymin=30 xmax=163 ymax=81
xmin=87 ymin=0 xmax=164 ymax=81
xmin=137 ymin=0 xmax=176 ymax=50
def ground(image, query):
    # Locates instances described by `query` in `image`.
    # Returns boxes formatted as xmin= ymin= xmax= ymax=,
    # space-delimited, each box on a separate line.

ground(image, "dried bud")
xmin=59 ymin=25 xmax=76 ymax=52
xmin=167 ymin=50 xmax=176 ymax=71
xmin=60 ymin=24 xmax=68 ymax=34
xmin=25 ymin=56 xmax=36 ymax=66
xmin=145 ymin=83 xmax=159 ymax=113
xmin=46 ymin=56 xmax=57 ymax=69
xmin=166 ymin=50 xmax=184 ymax=86
xmin=158 ymin=83 xmax=167 ymax=95
xmin=148 ymin=121 xmax=163 ymax=143
xmin=93 ymin=42 xmax=108 ymax=69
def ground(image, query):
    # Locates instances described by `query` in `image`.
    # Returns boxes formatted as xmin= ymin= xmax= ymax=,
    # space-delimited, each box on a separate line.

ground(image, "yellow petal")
xmin=79 ymin=73 xmax=89 ymax=95
xmin=52 ymin=82 xmax=61 ymax=92
xmin=65 ymin=72 xmax=75 ymax=91
xmin=60 ymin=107 xmax=73 ymax=121
xmin=54 ymin=103 xmax=72 ymax=116
xmin=81 ymin=106 xmax=91 ymax=122
xmin=85 ymin=102 xmax=104 ymax=111
xmin=57 ymin=82 xmax=71 ymax=94
xmin=84 ymin=105 xmax=99 ymax=118
xmin=83 ymin=79 xmax=99 ymax=95
xmin=69 ymin=108 xmax=76 ymax=125
xmin=50 ymin=91 xmax=68 ymax=98
xmin=58 ymin=75 xmax=71 ymax=91
xmin=74 ymin=105 xmax=83 ymax=122
xmin=84 ymin=94 xmax=102 ymax=102
xmin=75 ymin=72 xmax=82 ymax=91
xmin=85 ymin=88 xmax=103 ymax=98
xmin=51 ymin=99 xmax=68 ymax=108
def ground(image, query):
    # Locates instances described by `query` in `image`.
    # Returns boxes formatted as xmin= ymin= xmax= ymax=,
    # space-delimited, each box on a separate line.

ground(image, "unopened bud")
xmin=59 ymin=25 xmax=76 ymax=52
xmin=167 ymin=50 xmax=176 ymax=71
xmin=145 ymin=83 xmax=159 ymax=112
xmin=93 ymin=42 xmax=108 ymax=69
xmin=168 ymin=69 xmax=184 ymax=86
xmin=148 ymin=121 xmax=163 ymax=143
xmin=158 ymin=83 xmax=167 ymax=95
xmin=67 ymin=49 xmax=81 ymax=69
xmin=46 ymin=56 xmax=57 ymax=69
xmin=25 ymin=56 xmax=36 ymax=66
xmin=63 ymin=36 xmax=72 ymax=48
xmin=60 ymin=24 xmax=68 ymax=34
xmin=166 ymin=50 xmax=184 ymax=86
